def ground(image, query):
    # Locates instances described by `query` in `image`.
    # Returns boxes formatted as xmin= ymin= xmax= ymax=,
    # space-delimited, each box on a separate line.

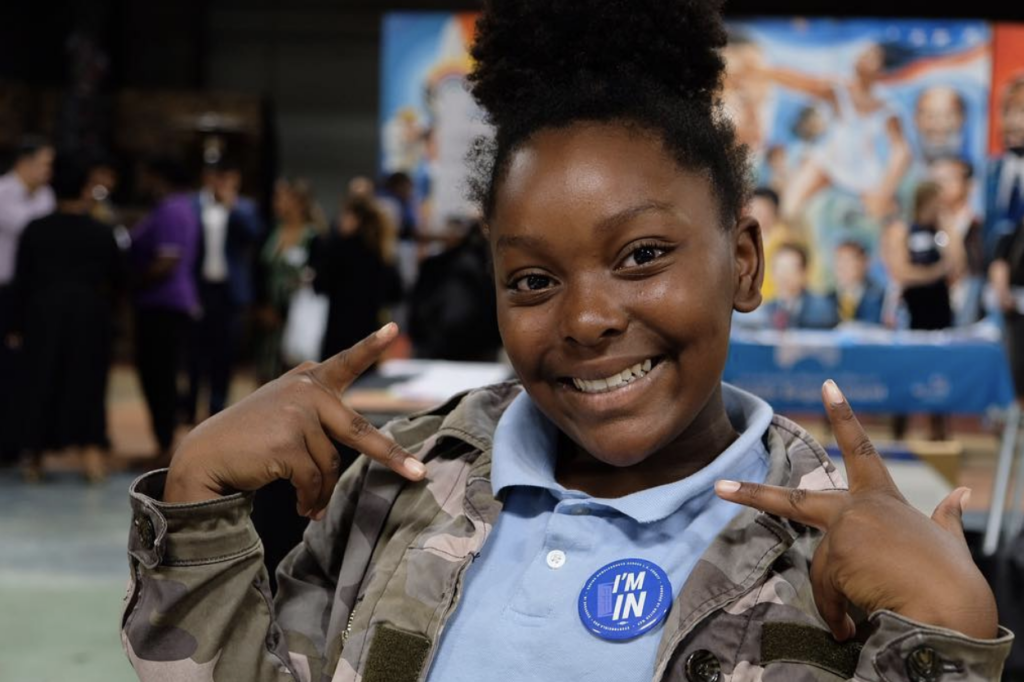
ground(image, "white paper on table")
xmin=384 ymin=360 xmax=512 ymax=402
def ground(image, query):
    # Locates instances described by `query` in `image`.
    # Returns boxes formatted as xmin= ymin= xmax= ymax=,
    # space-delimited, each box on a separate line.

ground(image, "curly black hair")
xmin=467 ymin=0 xmax=750 ymax=226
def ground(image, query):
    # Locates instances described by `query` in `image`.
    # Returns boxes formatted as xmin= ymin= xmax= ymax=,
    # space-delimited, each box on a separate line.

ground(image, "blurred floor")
xmin=0 ymin=471 xmax=136 ymax=682
xmin=0 ymin=363 xmax=1020 ymax=681
xmin=0 ymin=365 xmax=260 ymax=682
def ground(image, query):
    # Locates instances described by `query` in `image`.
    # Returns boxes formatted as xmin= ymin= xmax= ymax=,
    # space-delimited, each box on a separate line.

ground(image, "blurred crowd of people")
xmin=0 ymin=138 xmax=501 ymax=482
xmin=746 ymin=161 xmax=1016 ymax=337
xmin=744 ymin=176 xmax=971 ymax=333
xmin=5 ymin=72 xmax=1024 ymax=477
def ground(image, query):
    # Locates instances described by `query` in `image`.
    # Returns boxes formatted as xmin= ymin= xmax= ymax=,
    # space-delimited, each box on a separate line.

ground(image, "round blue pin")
xmin=578 ymin=558 xmax=672 ymax=641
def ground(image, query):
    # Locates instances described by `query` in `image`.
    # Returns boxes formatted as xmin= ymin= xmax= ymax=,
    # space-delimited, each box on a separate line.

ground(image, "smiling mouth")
xmin=563 ymin=357 xmax=664 ymax=394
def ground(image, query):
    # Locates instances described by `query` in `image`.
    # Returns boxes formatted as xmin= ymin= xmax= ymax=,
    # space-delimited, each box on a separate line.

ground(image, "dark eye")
xmin=512 ymin=274 xmax=553 ymax=292
xmin=622 ymin=245 xmax=665 ymax=268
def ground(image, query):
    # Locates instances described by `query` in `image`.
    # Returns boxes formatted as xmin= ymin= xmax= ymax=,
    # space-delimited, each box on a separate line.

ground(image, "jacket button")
xmin=134 ymin=515 xmax=155 ymax=549
xmin=685 ymin=649 xmax=721 ymax=682
xmin=906 ymin=646 xmax=942 ymax=682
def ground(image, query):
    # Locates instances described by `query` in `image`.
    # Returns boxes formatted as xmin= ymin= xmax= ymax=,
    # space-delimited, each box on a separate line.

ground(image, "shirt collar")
xmin=491 ymin=383 xmax=774 ymax=524
xmin=199 ymin=188 xmax=227 ymax=210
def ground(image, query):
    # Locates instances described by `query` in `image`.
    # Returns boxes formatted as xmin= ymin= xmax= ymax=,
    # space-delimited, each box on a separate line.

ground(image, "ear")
xmin=733 ymin=215 xmax=764 ymax=313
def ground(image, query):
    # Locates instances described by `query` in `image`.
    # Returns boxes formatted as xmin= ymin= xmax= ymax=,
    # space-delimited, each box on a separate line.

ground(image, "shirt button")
xmin=685 ymin=649 xmax=721 ymax=682
xmin=546 ymin=550 xmax=567 ymax=569
xmin=570 ymin=506 xmax=590 ymax=516
xmin=905 ymin=646 xmax=943 ymax=682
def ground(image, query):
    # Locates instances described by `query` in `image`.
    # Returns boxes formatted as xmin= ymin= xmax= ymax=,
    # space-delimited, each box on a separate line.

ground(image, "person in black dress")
xmin=314 ymin=197 xmax=402 ymax=360
xmin=898 ymin=182 xmax=959 ymax=330
xmin=882 ymin=180 xmax=963 ymax=440
xmin=11 ymin=154 xmax=126 ymax=481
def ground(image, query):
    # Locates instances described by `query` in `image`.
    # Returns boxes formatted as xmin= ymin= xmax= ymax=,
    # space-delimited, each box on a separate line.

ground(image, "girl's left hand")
xmin=715 ymin=380 xmax=999 ymax=641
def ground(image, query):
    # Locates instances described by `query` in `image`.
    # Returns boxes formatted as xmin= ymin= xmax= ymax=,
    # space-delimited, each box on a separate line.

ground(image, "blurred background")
xmin=2 ymin=1 xmax=1024 ymax=680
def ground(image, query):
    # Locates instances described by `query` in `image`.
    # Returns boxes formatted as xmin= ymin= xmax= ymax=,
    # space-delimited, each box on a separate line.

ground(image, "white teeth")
xmin=571 ymin=359 xmax=657 ymax=393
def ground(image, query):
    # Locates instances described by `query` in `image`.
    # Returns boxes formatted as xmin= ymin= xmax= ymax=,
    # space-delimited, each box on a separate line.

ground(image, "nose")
xmin=559 ymin=278 xmax=627 ymax=348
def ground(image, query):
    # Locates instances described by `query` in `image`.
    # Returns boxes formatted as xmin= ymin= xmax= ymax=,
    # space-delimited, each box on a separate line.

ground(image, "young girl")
xmin=121 ymin=2 xmax=1010 ymax=681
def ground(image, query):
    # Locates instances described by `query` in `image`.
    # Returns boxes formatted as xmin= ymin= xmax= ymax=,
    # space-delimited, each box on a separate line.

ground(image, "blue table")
xmin=724 ymin=327 xmax=1019 ymax=554
xmin=724 ymin=328 xmax=1015 ymax=414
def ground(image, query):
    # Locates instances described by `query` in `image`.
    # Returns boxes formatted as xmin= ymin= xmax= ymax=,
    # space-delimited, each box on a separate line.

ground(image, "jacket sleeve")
xmin=122 ymin=459 xmax=371 ymax=682
xmin=852 ymin=610 xmax=1013 ymax=682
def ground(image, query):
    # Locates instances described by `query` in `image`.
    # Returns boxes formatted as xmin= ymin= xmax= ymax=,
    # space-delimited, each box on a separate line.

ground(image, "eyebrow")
xmin=495 ymin=200 xmax=681 ymax=253
xmin=495 ymin=233 xmax=547 ymax=253
xmin=594 ymin=200 xmax=678 ymax=233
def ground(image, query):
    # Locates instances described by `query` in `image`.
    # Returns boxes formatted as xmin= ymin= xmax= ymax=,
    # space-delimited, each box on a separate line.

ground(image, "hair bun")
xmin=469 ymin=0 xmax=728 ymax=128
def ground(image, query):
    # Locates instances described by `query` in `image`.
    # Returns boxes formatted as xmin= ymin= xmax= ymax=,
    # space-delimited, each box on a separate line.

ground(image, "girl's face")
xmin=489 ymin=123 xmax=763 ymax=468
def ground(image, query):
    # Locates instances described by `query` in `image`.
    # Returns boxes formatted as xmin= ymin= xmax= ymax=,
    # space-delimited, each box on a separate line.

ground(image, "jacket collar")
xmin=652 ymin=414 xmax=846 ymax=678
xmin=400 ymin=382 xmax=844 ymax=680
xmin=420 ymin=382 xmax=841 ymax=496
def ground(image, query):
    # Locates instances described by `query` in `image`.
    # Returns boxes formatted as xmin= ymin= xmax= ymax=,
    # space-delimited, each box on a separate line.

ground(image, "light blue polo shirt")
xmin=426 ymin=383 xmax=773 ymax=682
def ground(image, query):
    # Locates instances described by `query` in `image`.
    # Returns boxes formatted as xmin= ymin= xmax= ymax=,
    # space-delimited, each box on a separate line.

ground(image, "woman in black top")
xmin=313 ymin=197 xmax=402 ymax=360
xmin=881 ymin=180 xmax=963 ymax=439
xmin=899 ymin=182 xmax=957 ymax=329
xmin=11 ymin=155 xmax=126 ymax=481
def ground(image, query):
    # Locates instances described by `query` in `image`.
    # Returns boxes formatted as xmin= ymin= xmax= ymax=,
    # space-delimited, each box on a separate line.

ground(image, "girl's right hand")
xmin=164 ymin=323 xmax=425 ymax=517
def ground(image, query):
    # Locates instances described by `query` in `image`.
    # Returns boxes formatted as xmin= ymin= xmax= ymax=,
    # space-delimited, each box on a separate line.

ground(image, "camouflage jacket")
xmin=122 ymin=382 xmax=1013 ymax=682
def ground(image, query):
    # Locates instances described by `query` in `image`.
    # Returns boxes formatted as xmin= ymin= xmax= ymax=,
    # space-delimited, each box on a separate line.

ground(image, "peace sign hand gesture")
xmin=715 ymin=380 xmax=999 ymax=641
xmin=164 ymin=323 xmax=426 ymax=516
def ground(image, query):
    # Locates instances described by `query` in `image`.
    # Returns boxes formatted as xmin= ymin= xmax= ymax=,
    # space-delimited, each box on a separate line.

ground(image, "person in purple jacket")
xmin=130 ymin=158 xmax=200 ymax=467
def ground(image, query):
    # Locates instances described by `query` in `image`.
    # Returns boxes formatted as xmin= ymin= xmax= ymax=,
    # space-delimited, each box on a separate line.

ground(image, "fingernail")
xmin=716 ymin=480 xmax=741 ymax=494
xmin=841 ymin=616 xmax=857 ymax=641
xmin=823 ymin=380 xmax=845 ymax=405
xmin=960 ymin=488 xmax=972 ymax=513
xmin=406 ymin=459 xmax=426 ymax=478
xmin=376 ymin=322 xmax=397 ymax=340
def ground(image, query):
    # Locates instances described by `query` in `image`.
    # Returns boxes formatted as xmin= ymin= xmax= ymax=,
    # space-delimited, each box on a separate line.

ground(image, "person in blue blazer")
xmin=761 ymin=242 xmax=839 ymax=330
xmin=184 ymin=160 xmax=264 ymax=421
xmin=827 ymin=240 xmax=885 ymax=325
